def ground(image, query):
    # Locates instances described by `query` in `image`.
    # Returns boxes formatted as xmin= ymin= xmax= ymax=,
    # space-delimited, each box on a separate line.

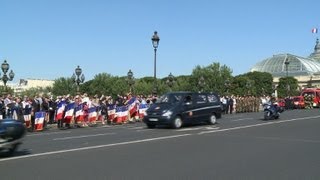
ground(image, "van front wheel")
xmin=172 ymin=116 xmax=183 ymax=129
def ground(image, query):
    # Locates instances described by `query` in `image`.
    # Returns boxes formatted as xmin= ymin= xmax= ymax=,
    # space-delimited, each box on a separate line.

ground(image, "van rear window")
xmin=196 ymin=95 xmax=207 ymax=104
xmin=208 ymin=95 xmax=218 ymax=103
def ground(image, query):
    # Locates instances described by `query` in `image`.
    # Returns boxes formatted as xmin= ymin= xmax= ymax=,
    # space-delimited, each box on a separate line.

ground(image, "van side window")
xmin=184 ymin=95 xmax=192 ymax=103
xmin=208 ymin=94 xmax=218 ymax=103
xmin=196 ymin=95 xmax=207 ymax=104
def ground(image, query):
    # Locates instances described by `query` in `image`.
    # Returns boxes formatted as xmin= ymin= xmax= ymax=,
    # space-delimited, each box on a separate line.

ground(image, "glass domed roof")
xmin=250 ymin=54 xmax=320 ymax=77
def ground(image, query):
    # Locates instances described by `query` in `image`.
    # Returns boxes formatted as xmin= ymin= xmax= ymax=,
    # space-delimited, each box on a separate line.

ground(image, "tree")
xmin=0 ymin=86 xmax=14 ymax=96
xmin=244 ymin=71 xmax=273 ymax=96
xmin=191 ymin=62 xmax=233 ymax=94
xmin=277 ymin=77 xmax=299 ymax=97
xmin=20 ymin=87 xmax=52 ymax=98
xmin=51 ymin=77 xmax=75 ymax=96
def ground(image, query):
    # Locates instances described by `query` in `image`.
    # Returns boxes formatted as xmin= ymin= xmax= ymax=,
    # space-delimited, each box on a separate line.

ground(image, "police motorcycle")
xmin=263 ymin=102 xmax=283 ymax=120
xmin=0 ymin=119 xmax=26 ymax=155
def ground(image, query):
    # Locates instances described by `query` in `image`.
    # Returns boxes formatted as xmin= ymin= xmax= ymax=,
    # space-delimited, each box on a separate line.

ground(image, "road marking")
xmin=128 ymin=127 xmax=144 ymax=130
xmin=198 ymin=115 xmax=320 ymax=135
xmin=94 ymin=125 xmax=112 ymax=129
xmin=176 ymin=127 xmax=203 ymax=131
xmin=231 ymin=118 xmax=254 ymax=122
xmin=27 ymin=131 xmax=72 ymax=137
xmin=136 ymin=129 xmax=153 ymax=132
xmin=176 ymin=126 xmax=219 ymax=132
xmin=53 ymin=133 xmax=116 ymax=141
xmin=0 ymin=134 xmax=191 ymax=162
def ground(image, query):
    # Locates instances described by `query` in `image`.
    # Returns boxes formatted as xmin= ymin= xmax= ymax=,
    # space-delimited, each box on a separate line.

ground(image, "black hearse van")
xmin=143 ymin=92 xmax=222 ymax=129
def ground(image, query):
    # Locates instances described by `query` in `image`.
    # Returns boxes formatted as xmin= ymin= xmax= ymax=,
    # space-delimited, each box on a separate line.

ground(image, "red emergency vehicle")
xmin=300 ymin=88 xmax=320 ymax=107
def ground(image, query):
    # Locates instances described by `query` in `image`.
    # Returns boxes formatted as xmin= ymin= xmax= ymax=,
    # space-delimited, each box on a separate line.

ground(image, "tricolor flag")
xmin=312 ymin=28 xmax=318 ymax=33
xmin=115 ymin=106 xmax=128 ymax=123
xmin=75 ymin=103 xmax=84 ymax=122
xmin=24 ymin=114 xmax=32 ymax=128
xmin=127 ymin=97 xmax=137 ymax=116
xmin=138 ymin=104 xmax=149 ymax=119
xmin=64 ymin=103 xmax=75 ymax=124
xmin=55 ymin=101 xmax=66 ymax=120
xmin=35 ymin=111 xmax=46 ymax=131
xmin=108 ymin=105 xmax=116 ymax=121
xmin=88 ymin=107 xmax=97 ymax=122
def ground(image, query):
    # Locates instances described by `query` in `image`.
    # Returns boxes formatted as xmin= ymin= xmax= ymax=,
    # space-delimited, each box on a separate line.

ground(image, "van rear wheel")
xmin=208 ymin=114 xmax=217 ymax=125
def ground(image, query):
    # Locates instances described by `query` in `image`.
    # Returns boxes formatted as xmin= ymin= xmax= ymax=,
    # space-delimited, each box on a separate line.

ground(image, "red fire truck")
xmin=300 ymin=88 xmax=320 ymax=108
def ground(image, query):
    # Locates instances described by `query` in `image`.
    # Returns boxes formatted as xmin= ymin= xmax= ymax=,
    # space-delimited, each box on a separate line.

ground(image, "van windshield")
xmin=156 ymin=94 xmax=183 ymax=104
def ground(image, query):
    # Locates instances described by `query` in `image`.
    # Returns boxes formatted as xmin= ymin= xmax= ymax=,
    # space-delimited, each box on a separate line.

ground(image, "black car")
xmin=143 ymin=92 xmax=222 ymax=129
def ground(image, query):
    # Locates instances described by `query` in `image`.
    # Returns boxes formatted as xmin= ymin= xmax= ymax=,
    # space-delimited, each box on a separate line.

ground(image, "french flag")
xmin=115 ymin=106 xmax=128 ymax=123
xmin=88 ymin=107 xmax=97 ymax=122
xmin=138 ymin=104 xmax=149 ymax=119
xmin=24 ymin=114 xmax=32 ymax=128
xmin=312 ymin=28 xmax=318 ymax=33
xmin=55 ymin=101 xmax=66 ymax=120
xmin=127 ymin=97 xmax=137 ymax=116
xmin=75 ymin=104 xmax=84 ymax=122
xmin=108 ymin=105 xmax=116 ymax=121
xmin=64 ymin=103 xmax=75 ymax=124
xmin=35 ymin=111 xmax=46 ymax=131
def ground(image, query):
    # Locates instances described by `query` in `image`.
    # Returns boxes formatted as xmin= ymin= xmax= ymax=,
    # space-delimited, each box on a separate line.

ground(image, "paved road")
xmin=1 ymin=109 xmax=320 ymax=180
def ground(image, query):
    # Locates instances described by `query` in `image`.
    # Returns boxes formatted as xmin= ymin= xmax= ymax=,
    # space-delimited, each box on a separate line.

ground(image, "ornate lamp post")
xmin=198 ymin=76 xmax=205 ymax=93
xmin=127 ymin=69 xmax=135 ymax=93
xmin=284 ymin=58 xmax=290 ymax=96
xmin=71 ymin=65 xmax=85 ymax=94
xmin=284 ymin=58 xmax=290 ymax=78
xmin=151 ymin=31 xmax=160 ymax=95
xmin=166 ymin=72 xmax=174 ymax=92
xmin=0 ymin=60 xmax=15 ymax=95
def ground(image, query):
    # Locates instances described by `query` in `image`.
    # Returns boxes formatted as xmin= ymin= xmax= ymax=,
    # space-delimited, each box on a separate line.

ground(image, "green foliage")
xmin=0 ymin=86 xmax=14 ymax=96
xmin=20 ymin=87 xmax=52 ymax=98
xmin=191 ymin=62 xmax=233 ymax=94
xmin=277 ymin=77 xmax=299 ymax=97
xmin=51 ymin=77 xmax=75 ymax=96
xmin=231 ymin=71 xmax=273 ymax=96
xmin=48 ymin=62 xmax=277 ymax=98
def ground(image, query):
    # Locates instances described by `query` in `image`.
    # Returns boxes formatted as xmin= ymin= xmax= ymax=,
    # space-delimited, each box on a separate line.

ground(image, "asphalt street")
xmin=0 ymin=109 xmax=320 ymax=180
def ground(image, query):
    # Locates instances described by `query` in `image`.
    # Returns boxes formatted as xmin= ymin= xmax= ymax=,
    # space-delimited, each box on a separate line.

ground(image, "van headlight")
xmin=162 ymin=110 xmax=172 ymax=118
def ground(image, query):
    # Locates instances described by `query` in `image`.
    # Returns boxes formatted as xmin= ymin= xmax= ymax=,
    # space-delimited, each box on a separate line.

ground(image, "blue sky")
xmin=1 ymin=0 xmax=319 ymax=83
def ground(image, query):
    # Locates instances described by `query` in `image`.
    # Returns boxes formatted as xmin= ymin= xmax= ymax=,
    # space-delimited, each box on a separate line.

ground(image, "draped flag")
xmin=115 ymin=106 xmax=128 ymax=123
xmin=88 ymin=107 xmax=97 ymax=122
xmin=75 ymin=103 xmax=84 ymax=122
xmin=55 ymin=101 xmax=66 ymax=120
xmin=108 ymin=105 xmax=116 ymax=121
xmin=35 ymin=111 xmax=46 ymax=131
xmin=96 ymin=106 xmax=103 ymax=121
xmin=139 ymin=104 xmax=148 ymax=119
xmin=64 ymin=103 xmax=75 ymax=124
xmin=24 ymin=104 xmax=32 ymax=128
xmin=24 ymin=114 xmax=31 ymax=128
xmin=127 ymin=97 xmax=137 ymax=116
xmin=312 ymin=28 xmax=318 ymax=33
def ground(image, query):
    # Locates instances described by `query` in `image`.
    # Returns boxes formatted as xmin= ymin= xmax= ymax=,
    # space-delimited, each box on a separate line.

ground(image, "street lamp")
xmin=127 ymin=69 xmax=135 ymax=93
xmin=151 ymin=31 xmax=160 ymax=95
xmin=198 ymin=76 xmax=205 ymax=93
xmin=0 ymin=60 xmax=15 ymax=94
xmin=284 ymin=58 xmax=290 ymax=96
xmin=284 ymin=58 xmax=290 ymax=78
xmin=166 ymin=72 xmax=174 ymax=92
xmin=71 ymin=65 xmax=85 ymax=94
